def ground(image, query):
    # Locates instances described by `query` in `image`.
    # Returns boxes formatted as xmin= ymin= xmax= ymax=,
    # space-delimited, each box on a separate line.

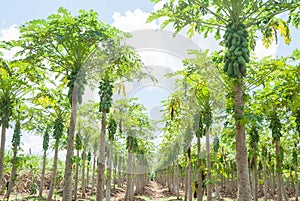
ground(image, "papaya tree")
xmin=39 ymin=124 xmax=50 ymax=197
xmin=0 ymin=58 xmax=41 ymax=190
xmin=76 ymin=101 xmax=99 ymax=196
xmin=247 ymin=55 xmax=300 ymax=200
xmin=5 ymin=111 xmax=22 ymax=200
xmin=148 ymin=1 xmax=298 ymax=199
xmin=47 ymin=108 xmax=67 ymax=201
xmin=94 ymin=38 xmax=146 ymax=201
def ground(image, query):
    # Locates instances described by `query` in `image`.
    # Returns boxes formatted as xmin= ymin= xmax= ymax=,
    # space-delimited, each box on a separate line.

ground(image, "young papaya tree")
xmin=47 ymin=108 xmax=68 ymax=201
xmin=148 ymin=1 xmax=298 ymax=199
xmin=0 ymin=58 xmax=41 ymax=190
xmin=5 ymin=109 xmax=22 ymax=200
xmin=94 ymin=38 xmax=147 ymax=201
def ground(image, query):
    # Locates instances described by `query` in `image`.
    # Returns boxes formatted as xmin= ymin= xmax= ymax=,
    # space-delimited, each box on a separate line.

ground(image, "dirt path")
xmin=111 ymin=181 xmax=178 ymax=201
xmin=141 ymin=181 xmax=167 ymax=199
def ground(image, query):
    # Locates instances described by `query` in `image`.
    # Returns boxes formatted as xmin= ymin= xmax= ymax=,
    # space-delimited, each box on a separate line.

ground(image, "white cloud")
xmin=153 ymin=0 xmax=166 ymax=11
xmin=254 ymin=39 xmax=278 ymax=60
xmin=0 ymin=25 xmax=20 ymax=41
xmin=0 ymin=25 xmax=21 ymax=60
xmin=112 ymin=9 xmax=158 ymax=32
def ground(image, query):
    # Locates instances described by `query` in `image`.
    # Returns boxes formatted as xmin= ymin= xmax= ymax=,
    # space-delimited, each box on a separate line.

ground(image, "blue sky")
xmin=0 ymin=0 xmax=154 ymax=29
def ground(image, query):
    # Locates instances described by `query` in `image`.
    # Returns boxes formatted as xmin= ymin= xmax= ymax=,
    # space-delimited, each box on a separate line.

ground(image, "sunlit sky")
xmin=1 ymin=0 xmax=299 ymax=157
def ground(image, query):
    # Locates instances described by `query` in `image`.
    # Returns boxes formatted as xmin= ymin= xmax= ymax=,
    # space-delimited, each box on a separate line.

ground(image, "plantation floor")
xmin=1 ymin=181 xmax=300 ymax=201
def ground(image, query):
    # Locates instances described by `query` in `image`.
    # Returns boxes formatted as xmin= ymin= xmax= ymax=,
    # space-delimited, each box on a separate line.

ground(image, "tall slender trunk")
xmin=91 ymin=154 xmax=96 ymax=195
xmin=185 ymin=146 xmax=192 ymax=201
xmin=197 ymin=136 xmax=203 ymax=201
xmin=47 ymin=145 xmax=59 ymax=201
xmin=96 ymin=111 xmax=107 ymax=201
xmin=176 ymin=160 xmax=180 ymax=200
xmin=86 ymin=159 xmax=90 ymax=189
xmin=184 ymin=155 xmax=188 ymax=201
xmin=62 ymin=87 xmax=78 ymax=201
xmin=4 ymin=144 xmax=17 ymax=200
xmin=187 ymin=155 xmax=192 ymax=201
xmin=205 ymin=127 xmax=212 ymax=201
xmin=295 ymin=162 xmax=299 ymax=201
xmin=81 ymin=148 xmax=86 ymax=198
xmin=234 ymin=80 xmax=252 ymax=200
xmin=215 ymin=172 xmax=221 ymax=201
xmin=113 ymin=157 xmax=117 ymax=190
xmin=271 ymin=164 xmax=276 ymax=196
xmin=74 ymin=149 xmax=80 ymax=200
xmin=125 ymin=150 xmax=133 ymax=201
xmin=275 ymin=140 xmax=282 ymax=201
xmin=118 ymin=156 xmax=122 ymax=187
xmin=263 ymin=153 xmax=268 ymax=201
xmin=39 ymin=149 xmax=47 ymax=197
xmin=253 ymin=151 xmax=258 ymax=201
xmin=172 ymin=162 xmax=175 ymax=194
xmin=0 ymin=112 xmax=8 ymax=190
xmin=106 ymin=138 xmax=113 ymax=201
xmin=281 ymin=176 xmax=289 ymax=201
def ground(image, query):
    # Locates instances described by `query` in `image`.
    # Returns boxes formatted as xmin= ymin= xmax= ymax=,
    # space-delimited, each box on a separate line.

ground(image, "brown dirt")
xmin=111 ymin=181 xmax=180 ymax=201
xmin=135 ymin=181 xmax=182 ymax=201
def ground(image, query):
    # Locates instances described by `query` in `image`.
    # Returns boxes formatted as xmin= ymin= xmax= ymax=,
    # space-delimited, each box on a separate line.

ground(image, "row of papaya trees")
xmin=148 ymin=0 xmax=300 ymax=200
xmin=153 ymin=49 xmax=300 ymax=201
xmin=0 ymin=7 xmax=156 ymax=201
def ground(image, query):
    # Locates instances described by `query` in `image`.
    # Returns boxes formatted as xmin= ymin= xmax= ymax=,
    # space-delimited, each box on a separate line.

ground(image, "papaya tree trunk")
xmin=0 ymin=112 xmax=8 ymax=190
xmin=106 ymin=138 xmax=113 ymax=201
xmin=197 ymin=135 xmax=203 ymax=201
xmin=263 ymin=153 xmax=268 ymax=201
xmin=118 ymin=156 xmax=122 ymax=187
xmin=96 ymin=111 xmax=107 ymax=201
xmin=253 ymin=151 xmax=258 ymax=201
xmin=186 ymin=146 xmax=192 ymax=201
xmin=62 ymin=87 xmax=78 ymax=201
xmin=125 ymin=150 xmax=133 ymax=201
xmin=74 ymin=149 xmax=79 ymax=200
xmin=86 ymin=159 xmax=90 ymax=190
xmin=91 ymin=154 xmax=96 ymax=195
xmin=215 ymin=172 xmax=221 ymax=201
xmin=113 ymin=157 xmax=117 ymax=190
xmin=5 ymin=143 xmax=17 ymax=200
xmin=205 ymin=127 xmax=212 ymax=201
xmin=81 ymin=148 xmax=86 ymax=198
xmin=176 ymin=160 xmax=180 ymax=200
xmin=47 ymin=145 xmax=59 ymax=201
xmin=39 ymin=149 xmax=47 ymax=197
xmin=234 ymin=80 xmax=252 ymax=201
xmin=275 ymin=139 xmax=282 ymax=201
xmin=295 ymin=162 xmax=299 ymax=201
xmin=184 ymin=155 xmax=188 ymax=201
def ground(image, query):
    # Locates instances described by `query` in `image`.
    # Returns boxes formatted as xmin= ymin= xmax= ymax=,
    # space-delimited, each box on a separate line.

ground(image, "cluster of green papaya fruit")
xmin=12 ymin=120 xmax=21 ymax=146
xmin=269 ymin=112 xmax=282 ymax=141
xmin=67 ymin=68 xmax=87 ymax=104
xmin=126 ymin=136 xmax=138 ymax=151
xmin=98 ymin=78 xmax=113 ymax=113
xmin=0 ymin=99 xmax=13 ymax=128
xmin=296 ymin=109 xmax=300 ymax=138
xmin=108 ymin=116 xmax=117 ymax=140
xmin=223 ymin=22 xmax=250 ymax=78
xmin=53 ymin=116 xmax=64 ymax=141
